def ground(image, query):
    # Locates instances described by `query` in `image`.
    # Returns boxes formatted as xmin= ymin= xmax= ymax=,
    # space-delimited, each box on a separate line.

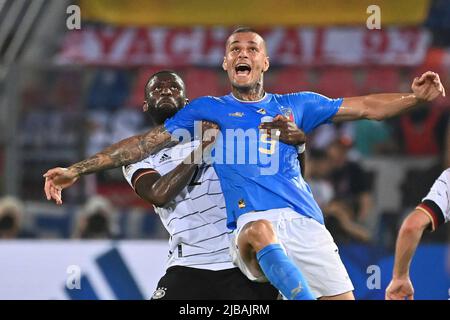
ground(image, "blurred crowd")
xmin=1 ymin=0 xmax=450 ymax=248
xmin=1 ymin=64 xmax=449 ymax=248
xmin=2 ymin=83 xmax=449 ymax=247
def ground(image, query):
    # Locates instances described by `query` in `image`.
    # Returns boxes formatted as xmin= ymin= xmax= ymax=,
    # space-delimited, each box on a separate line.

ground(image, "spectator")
xmin=425 ymin=0 xmax=450 ymax=47
xmin=87 ymin=70 xmax=130 ymax=111
xmin=399 ymin=109 xmax=450 ymax=243
xmin=400 ymin=107 xmax=450 ymax=207
xmin=306 ymin=149 xmax=371 ymax=244
xmin=322 ymin=200 xmax=371 ymax=244
xmin=308 ymin=122 xmax=354 ymax=151
xmin=72 ymin=196 xmax=118 ymax=239
xmin=398 ymin=103 xmax=446 ymax=156
xmin=305 ymin=149 xmax=335 ymax=207
xmin=0 ymin=196 xmax=24 ymax=239
xmin=353 ymin=119 xmax=398 ymax=157
xmin=326 ymin=138 xmax=374 ymax=224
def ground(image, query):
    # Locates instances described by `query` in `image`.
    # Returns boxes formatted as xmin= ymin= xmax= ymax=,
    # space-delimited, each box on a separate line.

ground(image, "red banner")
xmin=57 ymin=26 xmax=431 ymax=67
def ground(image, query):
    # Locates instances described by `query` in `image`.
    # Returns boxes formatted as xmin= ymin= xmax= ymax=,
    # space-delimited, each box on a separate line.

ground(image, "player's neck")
xmin=231 ymin=84 xmax=265 ymax=102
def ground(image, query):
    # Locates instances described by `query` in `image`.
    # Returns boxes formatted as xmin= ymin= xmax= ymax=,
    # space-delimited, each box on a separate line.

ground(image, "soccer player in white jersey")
xmin=386 ymin=168 xmax=450 ymax=300
xmin=45 ymin=70 xmax=306 ymax=299
xmin=121 ymin=71 xmax=279 ymax=299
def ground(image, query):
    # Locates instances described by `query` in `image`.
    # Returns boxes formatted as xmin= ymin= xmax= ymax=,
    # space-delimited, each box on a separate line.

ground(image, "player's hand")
xmin=43 ymin=167 xmax=79 ymax=205
xmin=412 ymin=71 xmax=446 ymax=102
xmin=185 ymin=121 xmax=219 ymax=165
xmin=385 ymin=277 xmax=414 ymax=300
xmin=201 ymin=121 xmax=220 ymax=147
xmin=259 ymin=115 xmax=306 ymax=145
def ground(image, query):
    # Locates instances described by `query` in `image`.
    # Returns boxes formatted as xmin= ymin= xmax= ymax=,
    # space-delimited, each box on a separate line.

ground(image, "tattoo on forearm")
xmin=69 ymin=125 xmax=171 ymax=176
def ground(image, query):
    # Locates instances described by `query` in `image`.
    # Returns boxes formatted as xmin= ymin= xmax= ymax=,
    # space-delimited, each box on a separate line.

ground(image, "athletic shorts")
xmin=230 ymin=207 xmax=354 ymax=299
xmin=151 ymin=265 xmax=278 ymax=300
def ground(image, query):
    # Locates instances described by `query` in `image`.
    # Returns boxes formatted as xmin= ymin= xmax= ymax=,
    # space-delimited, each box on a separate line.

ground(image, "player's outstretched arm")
xmin=385 ymin=209 xmax=432 ymax=300
xmin=44 ymin=125 xmax=172 ymax=204
xmin=334 ymin=71 xmax=445 ymax=122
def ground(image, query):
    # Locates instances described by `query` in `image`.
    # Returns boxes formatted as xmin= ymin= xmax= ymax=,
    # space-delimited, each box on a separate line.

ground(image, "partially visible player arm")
xmin=67 ymin=125 xmax=170 ymax=176
xmin=135 ymin=167 xmax=198 ymax=208
xmin=385 ymin=209 xmax=432 ymax=300
xmin=333 ymin=71 xmax=445 ymax=122
xmin=298 ymin=148 xmax=306 ymax=178
xmin=135 ymin=150 xmax=202 ymax=207
xmin=134 ymin=122 xmax=218 ymax=207
xmin=44 ymin=125 xmax=172 ymax=204
xmin=44 ymin=98 xmax=212 ymax=204
xmin=259 ymin=115 xmax=307 ymax=177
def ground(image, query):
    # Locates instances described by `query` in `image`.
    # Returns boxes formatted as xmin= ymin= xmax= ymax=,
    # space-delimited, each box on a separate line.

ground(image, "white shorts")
xmin=229 ymin=207 xmax=354 ymax=299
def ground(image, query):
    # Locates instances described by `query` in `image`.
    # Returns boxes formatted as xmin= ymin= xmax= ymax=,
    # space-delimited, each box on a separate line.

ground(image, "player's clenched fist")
xmin=412 ymin=71 xmax=446 ymax=102
xmin=385 ymin=277 xmax=414 ymax=300
xmin=201 ymin=120 xmax=220 ymax=146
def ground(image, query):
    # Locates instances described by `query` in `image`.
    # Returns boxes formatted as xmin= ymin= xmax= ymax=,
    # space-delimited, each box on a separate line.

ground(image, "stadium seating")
xmin=317 ymin=67 xmax=358 ymax=98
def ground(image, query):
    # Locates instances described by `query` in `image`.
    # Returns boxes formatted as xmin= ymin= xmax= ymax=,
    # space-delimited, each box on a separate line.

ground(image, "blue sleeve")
xmin=164 ymin=96 xmax=214 ymax=135
xmin=281 ymin=92 xmax=342 ymax=134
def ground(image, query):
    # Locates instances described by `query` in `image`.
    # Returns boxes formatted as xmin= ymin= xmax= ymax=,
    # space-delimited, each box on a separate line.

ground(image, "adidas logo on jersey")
xmin=159 ymin=153 xmax=172 ymax=163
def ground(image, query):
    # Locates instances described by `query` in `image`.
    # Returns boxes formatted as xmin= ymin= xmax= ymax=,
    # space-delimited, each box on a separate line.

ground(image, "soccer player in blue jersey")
xmin=44 ymin=28 xmax=445 ymax=300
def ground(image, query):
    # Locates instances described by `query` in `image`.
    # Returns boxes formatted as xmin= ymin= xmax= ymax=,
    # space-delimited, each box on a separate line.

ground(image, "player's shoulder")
xmin=438 ymin=168 xmax=450 ymax=183
xmin=122 ymin=157 xmax=154 ymax=179
xmin=272 ymin=91 xmax=324 ymax=99
xmin=272 ymin=91 xmax=326 ymax=103
xmin=188 ymin=95 xmax=226 ymax=107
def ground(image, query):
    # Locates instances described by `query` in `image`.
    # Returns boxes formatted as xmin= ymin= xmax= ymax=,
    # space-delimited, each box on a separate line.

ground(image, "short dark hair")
xmin=144 ymin=70 xmax=184 ymax=100
xmin=227 ymin=26 xmax=266 ymax=52
xmin=231 ymin=26 xmax=260 ymax=35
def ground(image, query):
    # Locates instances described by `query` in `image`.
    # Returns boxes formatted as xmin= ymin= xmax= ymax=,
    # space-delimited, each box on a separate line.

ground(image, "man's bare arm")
xmin=385 ymin=209 xmax=431 ymax=300
xmin=333 ymin=71 xmax=445 ymax=122
xmin=43 ymin=125 xmax=172 ymax=204
xmin=334 ymin=93 xmax=419 ymax=122
xmin=392 ymin=210 xmax=431 ymax=279
xmin=51 ymin=125 xmax=170 ymax=178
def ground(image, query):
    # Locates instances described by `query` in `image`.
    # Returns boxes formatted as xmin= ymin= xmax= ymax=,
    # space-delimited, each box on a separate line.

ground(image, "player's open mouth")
xmin=235 ymin=63 xmax=251 ymax=77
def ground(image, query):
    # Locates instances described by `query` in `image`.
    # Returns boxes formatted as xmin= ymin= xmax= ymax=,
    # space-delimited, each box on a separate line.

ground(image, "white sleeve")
xmin=122 ymin=157 xmax=157 ymax=190
xmin=418 ymin=168 xmax=450 ymax=230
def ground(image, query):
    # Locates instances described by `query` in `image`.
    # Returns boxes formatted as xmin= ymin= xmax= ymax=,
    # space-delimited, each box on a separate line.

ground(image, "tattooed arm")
xmin=69 ymin=125 xmax=171 ymax=176
xmin=44 ymin=125 xmax=172 ymax=204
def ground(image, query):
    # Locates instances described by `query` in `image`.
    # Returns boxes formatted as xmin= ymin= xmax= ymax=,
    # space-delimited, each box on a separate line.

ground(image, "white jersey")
xmin=417 ymin=168 xmax=450 ymax=231
xmin=122 ymin=140 xmax=234 ymax=271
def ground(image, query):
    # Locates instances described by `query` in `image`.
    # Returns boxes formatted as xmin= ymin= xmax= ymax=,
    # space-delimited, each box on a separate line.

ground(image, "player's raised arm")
xmin=44 ymin=124 xmax=172 ymax=204
xmin=333 ymin=71 xmax=445 ymax=122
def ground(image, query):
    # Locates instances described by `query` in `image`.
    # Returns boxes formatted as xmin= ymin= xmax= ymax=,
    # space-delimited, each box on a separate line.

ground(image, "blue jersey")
xmin=165 ymin=92 xmax=342 ymax=229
